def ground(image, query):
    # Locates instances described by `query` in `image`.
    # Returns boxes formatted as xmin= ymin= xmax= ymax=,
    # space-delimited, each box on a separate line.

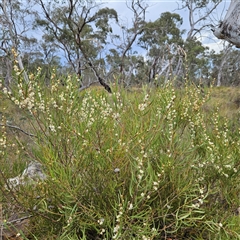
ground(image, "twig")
xmin=79 ymin=81 xmax=99 ymax=91
xmin=1 ymin=215 xmax=32 ymax=226
xmin=0 ymin=204 xmax=2 ymax=240
xmin=0 ymin=124 xmax=36 ymax=137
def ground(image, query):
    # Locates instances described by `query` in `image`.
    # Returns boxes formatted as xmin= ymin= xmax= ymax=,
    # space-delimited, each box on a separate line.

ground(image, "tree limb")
xmin=0 ymin=124 xmax=36 ymax=137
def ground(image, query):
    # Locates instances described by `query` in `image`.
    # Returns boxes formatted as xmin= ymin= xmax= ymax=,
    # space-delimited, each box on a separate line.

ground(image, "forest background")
xmin=0 ymin=0 xmax=239 ymax=90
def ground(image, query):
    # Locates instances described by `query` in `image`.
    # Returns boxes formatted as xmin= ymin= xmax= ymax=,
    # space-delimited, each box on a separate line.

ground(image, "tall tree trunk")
xmin=5 ymin=58 xmax=12 ymax=88
xmin=217 ymin=54 xmax=227 ymax=87
xmin=216 ymin=45 xmax=231 ymax=87
xmin=212 ymin=0 xmax=240 ymax=48
xmin=1 ymin=0 xmax=29 ymax=84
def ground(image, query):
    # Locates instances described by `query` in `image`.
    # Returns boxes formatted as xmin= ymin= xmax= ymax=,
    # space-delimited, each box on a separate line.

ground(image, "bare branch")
xmin=119 ymin=0 xmax=148 ymax=78
xmin=79 ymin=81 xmax=99 ymax=91
xmin=212 ymin=1 xmax=240 ymax=48
xmin=180 ymin=0 xmax=221 ymax=40
xmin=0 ymin=0 xmax=29 ymax=84
xmin=0 ymin=124 xmax=36 ymax=137
xmin=1 ymin=215 xmax=32 ymax=227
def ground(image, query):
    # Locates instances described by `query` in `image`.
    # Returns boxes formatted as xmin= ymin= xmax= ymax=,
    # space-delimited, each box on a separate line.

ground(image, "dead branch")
xmin=0 ymin=124 xmax=36 ymax=137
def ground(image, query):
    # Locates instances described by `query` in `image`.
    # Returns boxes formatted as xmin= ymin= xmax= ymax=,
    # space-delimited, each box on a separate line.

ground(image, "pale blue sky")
xmin=27 ymin=0 xmax=232 ymax=65
xmin=99 ymin=0 xmax=231 ymax=52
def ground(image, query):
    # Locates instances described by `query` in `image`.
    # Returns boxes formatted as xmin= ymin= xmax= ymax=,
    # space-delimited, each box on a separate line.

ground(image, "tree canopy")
xmin=0 ymin=0 xmax=239 ymax=89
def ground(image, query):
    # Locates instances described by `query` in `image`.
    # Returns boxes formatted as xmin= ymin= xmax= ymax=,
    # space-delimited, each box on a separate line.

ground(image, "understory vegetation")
xmin=0 ymin=68 xmax=240 ymax=239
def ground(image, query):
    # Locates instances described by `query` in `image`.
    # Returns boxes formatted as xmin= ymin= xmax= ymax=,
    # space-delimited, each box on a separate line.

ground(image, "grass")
xmin=204 ymin=87 xmax=240 ymax=118
xmin=0 ymin=71 xmax=240 ymax=239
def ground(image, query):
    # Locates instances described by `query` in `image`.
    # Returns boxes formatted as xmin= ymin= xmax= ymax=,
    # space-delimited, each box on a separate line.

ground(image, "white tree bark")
xmin=185 ymin=0 xmax=221 ymax=40
xmin=1 ymin=0 xmax=29 ymax=84
xmin=217 ymin=45 xmax=231 ymax=87
xmin=212 ymin=0 xmax=240 ymax=48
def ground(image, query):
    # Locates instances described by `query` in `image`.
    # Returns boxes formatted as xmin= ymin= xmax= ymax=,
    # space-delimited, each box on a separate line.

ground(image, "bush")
xmin=0 ymin=70 xmax=240 ymax=239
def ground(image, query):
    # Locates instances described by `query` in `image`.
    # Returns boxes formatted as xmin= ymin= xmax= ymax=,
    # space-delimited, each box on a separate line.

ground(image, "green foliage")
xmin=183 ymin=0 xmax=221 ymax=8
xmin=184 ymin=38 xmax=210 ymax=80
xmin=139 ymin=12 xmax=184 ymax=50
xmin=0 ymin=70 xmax=240 ymax=239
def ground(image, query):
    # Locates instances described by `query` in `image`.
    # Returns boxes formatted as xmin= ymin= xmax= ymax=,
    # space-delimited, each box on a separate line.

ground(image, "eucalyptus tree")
xmin=181 ymin=0 xmax=240 ymax=86
xmin=106 ymin=0 xmax=148 ymax=85
xmin=210 ymin=46 xmax=240 ymax=86
xmin=22 ymin=37 xmax=62 ymax=85
xmin=223 ymin=49 xmax=240 ymax=86
xmin=160 ymin=0 xmax=222 ymax=85
xmin=183 ymin=38 xmax=210 ymax=83
xmin=138 ymin=12 xmax=184 ymax=84
xmin=180 ymin=0 xmax=221 ymax=40
xmin=212 ymin=0 xmax=240 ymax=48
xmin=210 ymin=0 xmax=240 ymax=86
xmin=33 ymin=0 xmax=118 ymax=92
xmin=0 ymin=0 xmax=36 ymax=86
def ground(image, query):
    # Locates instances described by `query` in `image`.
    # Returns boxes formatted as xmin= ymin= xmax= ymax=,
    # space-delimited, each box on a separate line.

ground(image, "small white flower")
xmin=138 ymin=174 xmax=143 ymax=181
xmin=138 ymin=103 xmax=147 ymax=111
xmin=128 ymin=203 xmax=133 ymax=210
xmin=113 ymin=112 xmax=120 ymax=120
xmin=223 ymin=173 xmax=229 ymax=178
xmin=225 ymin=165 xmax=231 ymax=169
xmin=192 ymin=203 xmax=200 ymax=208
xmin=114 ymin=168 xmax=120 ymax=173
xmin=3 ymin=87 xmax=8 ymax=94
xmin=49 ymin=124 xmax=56 ymax=132
xmin=113 ymin=224 xmax=120 ymax=233
xmin=98 ymin=218 xmax=105 ymax=225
